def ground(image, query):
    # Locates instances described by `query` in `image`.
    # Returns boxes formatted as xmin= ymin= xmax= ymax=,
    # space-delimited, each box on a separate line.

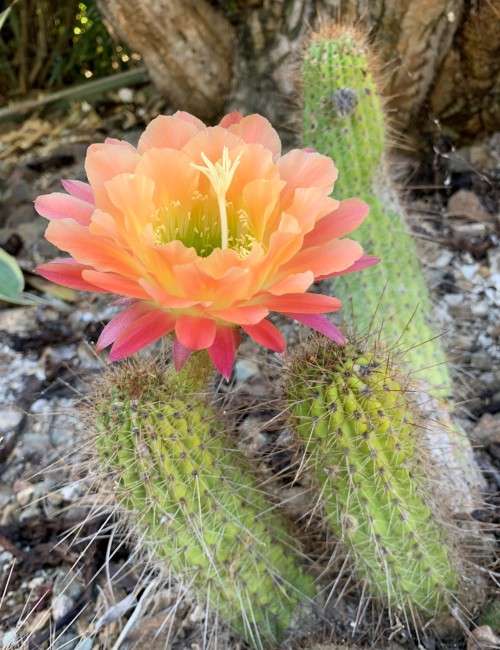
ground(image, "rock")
xmin=447 ymin=189 xmax=493 ymax=223
xmin=235 ymin=358 xmax=260 ymax=382
xmin=0 ymin=408 xmax=23 ymax=434
xmin=117 ymin=87 xmax=134 ymax=103
xmin=450 ymin=222 xmax=488 ymax=238
xmin=15 ymin=485 xmax=35 ymax=507
xmin=459 ymin=263 xmax=480 ymax=282
xmin=5 ymin=204 xmax=37 ymax=228
xmin=470 ymin=352 xmax=493 ymax=371
xmin=51 ymin=593 xmax=75 ymax=622
xmin=470 ymin=301 xmax=489 ymax=318
xmin=467 ymin=625 xmax=500 ymax=650
xmin=473 ymin=413 xmax=500 ymax=445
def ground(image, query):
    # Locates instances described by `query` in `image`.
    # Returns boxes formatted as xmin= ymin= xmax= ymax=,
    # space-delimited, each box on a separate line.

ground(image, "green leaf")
xmin=0 ymin=248 xmax=45 ymax=306
xmin=0 ymin=0 xmax=18 ymax=32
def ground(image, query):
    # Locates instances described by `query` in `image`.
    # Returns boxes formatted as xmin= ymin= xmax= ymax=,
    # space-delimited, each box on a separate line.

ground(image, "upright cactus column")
xmin=301 ymin=24 xmax=449 ymax=392
xmin=300 ymin=21 xmax=484 ymax=517
xmin=92 ymin=359 xmax=315 ymax=648
xmin=283 ymin=336 xmax=462 ymax=616
xmin=295 ymin=26 xmax=487 ymax=621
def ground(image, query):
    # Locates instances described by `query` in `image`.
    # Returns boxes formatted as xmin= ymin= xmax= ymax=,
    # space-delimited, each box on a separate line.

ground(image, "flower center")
xmin=152 ymin=147 xmax=256 ymax=258
xmin=191 ymin=147 xmax=242 ymax=250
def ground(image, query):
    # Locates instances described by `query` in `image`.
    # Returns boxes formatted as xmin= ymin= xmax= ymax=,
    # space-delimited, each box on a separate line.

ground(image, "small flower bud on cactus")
xmin=282 ymin=335 xmax=463 ymax=616
xmin=92 ymin=359 xmax=315 ymax=648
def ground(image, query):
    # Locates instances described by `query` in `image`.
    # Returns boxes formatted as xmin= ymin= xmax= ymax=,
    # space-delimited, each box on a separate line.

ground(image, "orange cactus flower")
xmin=35 ymin=111 xmax=377 ymax=378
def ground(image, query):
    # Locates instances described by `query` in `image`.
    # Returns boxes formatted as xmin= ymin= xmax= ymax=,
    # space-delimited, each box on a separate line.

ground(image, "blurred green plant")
xmin=0 ymin=248 xmax=45 ymax=305
xmin=0 ymin=0 xmax=139 ymax=102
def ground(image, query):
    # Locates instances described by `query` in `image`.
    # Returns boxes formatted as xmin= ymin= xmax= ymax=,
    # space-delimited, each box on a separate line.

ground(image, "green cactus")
xmin=283 ymin=336 xmax=461 ymax=615
xmin=94 ymin=361 xmax=315 ymax=648
xmin=301 ymin=25 xmax=450 ymax=393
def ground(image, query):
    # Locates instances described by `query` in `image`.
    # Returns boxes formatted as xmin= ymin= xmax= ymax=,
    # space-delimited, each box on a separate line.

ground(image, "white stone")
xmin=117 ymin=87 xmax=134 ymax=103
xmin=0 ymin=408 xmax=23 ymax=433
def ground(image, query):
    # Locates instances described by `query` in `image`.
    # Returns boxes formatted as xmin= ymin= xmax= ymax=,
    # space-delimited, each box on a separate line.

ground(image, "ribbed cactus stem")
xmin=301 ymin=25 xmax=450 ymax=393
xmin=94 ymin=362 xmax=315 ymax=648
xmin=284 ymin=337 xmax=461 ymax=615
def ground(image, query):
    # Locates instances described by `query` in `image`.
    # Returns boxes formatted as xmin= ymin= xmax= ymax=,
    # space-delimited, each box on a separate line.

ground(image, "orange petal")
xmin=174 ymin=262 xmax=253 ymax=305
xmin=45 ymin=219 xmax=140 ymax=276
xmin=266 ymin=271 xmax=314 ymax=295
xmin=227 ymin=143 xmax=279 ymax=202
xmin=109 ymin=310 xmax=176 ymax=360
xmin=85 ymin=143 xmax=140 ymax=212
xmin=145 ymin=240 xmax=199 ymax=287
xmin=88 ymin=208 xmax=130 ymax=248
xmin=173 ymin=110 xmax=206 ymax=129
xmin=137 ymin=113 xmax=204 ymax=152
xmin=104 ymin=173 xmax=156 ymax=236
xmin=36 ymin=259 xmax=106 ymax=292
xmin=219 ymin=111 xmax=243 ymax=128
xmin=254 ymin=218 xmax=304 ymax=286
xmin=241 ymin=319 xmax=286 ymax=352
xmin=175 ymin=315 xmax=217 ymax=350
xmin=135 ymin=148 xmax=199 ymax=206
xmin=138 ymin=279 xmax=203 ymax=309
xmin=281 ymin=239 xmax=363 ymax=278
xmin=61 ymin=179 xmax=94 ymax=204
xmin=284 ymin=187 xmax=338 ymax=234
xmin=182 ymin=126 xmax=242 ymax=168
xmin=227 ymin=114 xmax=281 ymax=160
xmin=198 ymin=248 xmax=248 ymax=278
xmin=82 ymin=270 xmax=151 ymax=299
xmin=209 ymin=305 xmax=269 ymax=325
xmin=208 ymin=325 xmax=241 ymax=380
xmin=279 ymin=149 xmax=337 ymax=202
xmin=303 ymin=198 xmax=370 ymax=248
xmin=262 ymin=293 xmax=342 ymax=313
xmin=241 ymin=178 xmax=285 ymax=241
xmin=35 ymin=193 xmax=94 ymax=225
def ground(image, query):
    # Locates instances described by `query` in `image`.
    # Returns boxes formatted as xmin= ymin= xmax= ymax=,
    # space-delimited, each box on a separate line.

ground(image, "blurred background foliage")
xmin=0 ymin=0 xmax=140 ymax=104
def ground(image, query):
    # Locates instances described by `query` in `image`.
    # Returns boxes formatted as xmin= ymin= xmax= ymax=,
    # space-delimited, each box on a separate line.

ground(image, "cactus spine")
xmin=301 ymin=25 xmax=450 ymax=392
xmin=283 ymin=336 xmax=461 ymax=615
xmin=94 ymin=360 xmax=315 ymax=648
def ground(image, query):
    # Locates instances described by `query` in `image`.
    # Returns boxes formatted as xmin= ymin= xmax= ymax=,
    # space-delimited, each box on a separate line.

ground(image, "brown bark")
xmin=428 ymin=0 xmax=500 ymax=139
xmin=97 ymin=0 xmax=236 ymax=121
xmin=332 ymin=0 xmax=466 ymax=131
xmin=96 ymin=0 xmax=499 ymax=143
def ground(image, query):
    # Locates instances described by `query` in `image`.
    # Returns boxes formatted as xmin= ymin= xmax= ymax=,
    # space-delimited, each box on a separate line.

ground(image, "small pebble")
xmin=470 ymin=302 xmax=489 ymax=318
xmin=52 ymin=593 xmax=75 ymax=622
xmin=1 ymin=630 xmax=18 ymax=648
xmin=0 ymin=408 xmax=23 ymax=434
xmin=117 ymin=87 xmax=134 ymax=103
xmin=472 ymin=413 xmax=499 ymax=445
xmin=0 ymin=551 xmax=13 ymax=566
xmin=15 ymin=485 xmax=35 ymax=507
xmin=470 ymin=352 xmax=493 ymax=371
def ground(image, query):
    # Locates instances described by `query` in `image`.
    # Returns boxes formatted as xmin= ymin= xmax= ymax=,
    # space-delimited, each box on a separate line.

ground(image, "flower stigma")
xmin=191 ymin=147 xmax=243 ymax=250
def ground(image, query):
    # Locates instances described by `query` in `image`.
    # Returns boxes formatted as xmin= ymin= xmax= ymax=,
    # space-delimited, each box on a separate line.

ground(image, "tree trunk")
xmin=97 ymin=0 xmax=499 ymax=142
xmin=428 ymin=0 xmax=500 ymax=140
xmin=97 ymin=0 xmax=236 ymax=121
xmin=228 ymin=0 xmax=499 ymax=145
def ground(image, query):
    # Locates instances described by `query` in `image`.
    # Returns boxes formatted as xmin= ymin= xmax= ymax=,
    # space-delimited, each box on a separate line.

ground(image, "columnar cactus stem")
xmin=93 ymin=360 xmax=315 ymax=648
xmin=283 ymin=336 xmax=462 ymax=615
xmin=301 ymin=24 xmax=450 ymax=393
xmin=297 ymin=25 xmax=486 ymax=619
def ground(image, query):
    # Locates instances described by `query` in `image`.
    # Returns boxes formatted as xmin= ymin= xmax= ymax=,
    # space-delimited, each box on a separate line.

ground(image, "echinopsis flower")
xmin=35 ymin=111 xmax=377 ymax=378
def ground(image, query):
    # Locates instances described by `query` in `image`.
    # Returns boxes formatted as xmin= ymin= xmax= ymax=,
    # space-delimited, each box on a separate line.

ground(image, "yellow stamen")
xmin=191 ymin=147 xmax=242 ymax=250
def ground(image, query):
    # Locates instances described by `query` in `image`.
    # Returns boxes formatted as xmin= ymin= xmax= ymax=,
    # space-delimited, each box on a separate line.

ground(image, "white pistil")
xmin=191 ymin=146 xmax=242 ymax=250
